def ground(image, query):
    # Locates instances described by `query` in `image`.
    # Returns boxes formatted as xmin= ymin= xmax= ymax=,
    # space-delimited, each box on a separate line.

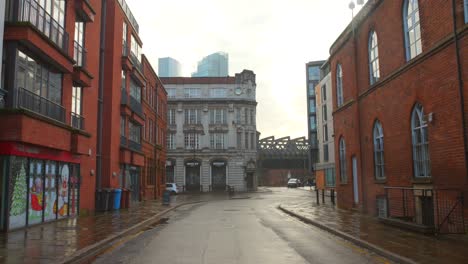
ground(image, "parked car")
xmin=166 ymin=183 xmax=179 ymax=194
xmin=287 ymin=178 xmax=300 ymax=188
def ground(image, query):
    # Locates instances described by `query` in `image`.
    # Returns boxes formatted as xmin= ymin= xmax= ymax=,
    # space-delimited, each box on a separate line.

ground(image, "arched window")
xmin=373 ymin=121 xmax=385 ymax=179
xmin=403 ymin=0 xmax=422 ymax=60
xmin=339 ymin=138 xmax=347 ymax=183
xmin=411 ymin=104 xmax=431 ymax=178
xmin=336 ymin=64 xmax=344 ymax=107
xmin=368 ymin=31 xmax=380 ymax=85
xmin=465 ymin=0 xmax=468 ymax=24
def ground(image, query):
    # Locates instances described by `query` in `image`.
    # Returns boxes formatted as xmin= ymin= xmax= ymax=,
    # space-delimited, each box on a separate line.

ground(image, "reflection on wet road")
xmin=94 ymin=188 xmax=391 ymax=264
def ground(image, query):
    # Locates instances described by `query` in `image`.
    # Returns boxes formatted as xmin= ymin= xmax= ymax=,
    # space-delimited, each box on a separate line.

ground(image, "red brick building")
xmin=101 ymin=0 xmax=166 ymax=204
xmin=330 ymin=0 xmax=468 ymax=228
xmin=0 ymin=0 xmax=99 ymax=230
xmin=141 ymin=55 xmax=167 ymax=200
xmin=0 ymin=0 xmax=167 ymax=231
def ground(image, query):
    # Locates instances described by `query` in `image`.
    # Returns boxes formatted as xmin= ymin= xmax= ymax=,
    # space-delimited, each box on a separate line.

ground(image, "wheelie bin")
xmin=113 ymin=189 xmax=122 ymax=209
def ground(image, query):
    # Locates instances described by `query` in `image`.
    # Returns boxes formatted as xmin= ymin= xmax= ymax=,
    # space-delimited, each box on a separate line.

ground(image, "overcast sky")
xmin=129 ymin=0 xmax=366 ymax=139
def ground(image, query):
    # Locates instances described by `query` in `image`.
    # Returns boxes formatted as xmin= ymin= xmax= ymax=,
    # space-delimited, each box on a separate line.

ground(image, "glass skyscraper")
xmin=306 ymin=60 xmax=326 ymax=170
xmin=158 ymin=57 xmax=182 ymax=77
xmin=192 ymin=52 xmax=229 ymax=77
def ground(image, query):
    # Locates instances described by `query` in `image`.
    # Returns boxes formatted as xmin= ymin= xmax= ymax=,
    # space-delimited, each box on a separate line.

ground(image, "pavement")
xmin=279 ymin=187 xmax=468 ymax=264
xmin=0 ymin=192 xmax=228 ymax=264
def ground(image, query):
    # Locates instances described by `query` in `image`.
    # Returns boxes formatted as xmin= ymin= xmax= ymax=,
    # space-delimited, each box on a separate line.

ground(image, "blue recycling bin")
xmin=162 ymin=190 xmax=171 ymax=206
xmin=113 ymin=189 xmax=122 ymax=209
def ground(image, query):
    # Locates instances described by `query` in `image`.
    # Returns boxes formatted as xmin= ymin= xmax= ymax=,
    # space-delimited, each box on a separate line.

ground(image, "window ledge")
xmin=412 ymin=178 xmax=432 ymax=184
xmin=374 ymin=179 xmax=387 ymax=184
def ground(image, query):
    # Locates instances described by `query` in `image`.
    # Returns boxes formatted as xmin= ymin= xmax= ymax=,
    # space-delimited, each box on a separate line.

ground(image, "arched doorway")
xmin=211 ymin=160 xmax=227 ymax=191
xmin=185 ymin=160 xmax=200 ymax=191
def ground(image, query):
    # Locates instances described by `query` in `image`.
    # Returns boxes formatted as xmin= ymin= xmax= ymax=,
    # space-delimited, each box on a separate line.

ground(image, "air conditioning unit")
xmin=376 ymin=197 xmax=387 ymax=218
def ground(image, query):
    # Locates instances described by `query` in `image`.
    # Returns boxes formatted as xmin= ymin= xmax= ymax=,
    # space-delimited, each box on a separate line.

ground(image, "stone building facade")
xmin=161 ymin=70 xmax=258 ymax=192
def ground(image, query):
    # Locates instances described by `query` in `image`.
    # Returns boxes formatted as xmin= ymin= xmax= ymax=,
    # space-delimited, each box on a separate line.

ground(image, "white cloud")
xmin=129 ymin=0 xmax=366 ymax=139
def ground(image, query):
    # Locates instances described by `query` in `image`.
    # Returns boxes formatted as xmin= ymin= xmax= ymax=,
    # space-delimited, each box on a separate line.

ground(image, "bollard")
xmin=315 ymin=188 xmax=319 ymax=204
xmin=322 ymin=189 xmax=325 ymax=203
xmin=331 ymin=189 xmax=335 ymax=204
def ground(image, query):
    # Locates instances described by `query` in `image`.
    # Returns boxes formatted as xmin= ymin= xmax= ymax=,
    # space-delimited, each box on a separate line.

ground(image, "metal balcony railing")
xmin=120 ymin=135 xmax=127 ymax=146
xmin=17 ymin=0 xmax=69 ymax=53
xmin=71 ymin=112 xmax=84 ymax=130
xmin=121 ymin=88 xmax=127 ymax=105
xmin=129 ymin=95 xmax=143 ymax=116
xmin=130 ymin=52 xmax=142 ymax=72
xmin=73 ymin=41 xmax=87 ymax=68
xmin=17 ymin=87 xmax=65 ymax=122
xmin=122 ymin=41 xmax=128 ymax=56
xmin=0 ymin=89 xmax=7 ymax=108
xmin=128 ymin=139 xmax=142 ymax=152
xmin=117 ymin=0 xmax=139 ymax=33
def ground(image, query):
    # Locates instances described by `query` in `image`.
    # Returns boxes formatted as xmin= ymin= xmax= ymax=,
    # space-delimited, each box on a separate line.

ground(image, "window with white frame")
xmin=129 ymin=79 xmax=141 ymax=102
xmin=74 ymin=22 xmax=85 ymax=67
xmin=251 ymin=133 xmax=255 ymax=149
xmin=184 ymin=133 xmax=200 ymax=149
xmin=130 ymin=35 xmax=141 ymax=61
xmin=167 ymin=88 xmax=176 ymax=98
xmin=167 ymin=109 xmax=176 ymax=125
xmin=404 ymin=0 xmax=422 ymax=60
xmin=209 ymin=109 xmax=227 ymax=124
xmin=121 ymin=70 xmax=126 ymax=90
xmin=167 ymin=134 xmax=175 ymax=149
xmin=369 ymin=31 xmax=380 ymax=85
xmin=411 ymin=104 xmax=431 ymax=178
xmin=323 ymin=144 xmax=329 ymax=162
xmin=236 ymin=108 xmax=241 ymax=124
xmin=184 ymin=109 xmax=201 ymax=124
xmin=250 ymin=109 xmax=255 ymax=125
xmin=373 ymin=121 xmax=385 ymax=179
xmin=322 ymin=105 xmax=327 ymax=121
xmin=184 ymin=88 xmax=201 ymax=98
xmin=129 ymin=121 xmax=141 ymax=144
xmin=210 ymin=133 xmax=225 ymax=149
xmin=321 ymin=85 xmax=327 ymax=101
xmin=237 ymin=132 xmax=242 ymax=149
xmin=209 ymin=88 xmax=227 ymax=98
xmin=245 ymin=132 xmax=249 ymax=149
xmin=339 ymin=138 xmax=347 ymax=183
xmin=122 ymin=22 xmax=127 ymax=54
xmin=336 ymin=64 xmax=344 ymax=107
xmin=244 ymin=108 xmax=249 ymax=124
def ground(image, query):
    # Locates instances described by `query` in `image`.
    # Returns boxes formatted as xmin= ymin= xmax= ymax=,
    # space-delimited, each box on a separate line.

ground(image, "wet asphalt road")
xmin=93 ymin=188 xmax=390 ymax=264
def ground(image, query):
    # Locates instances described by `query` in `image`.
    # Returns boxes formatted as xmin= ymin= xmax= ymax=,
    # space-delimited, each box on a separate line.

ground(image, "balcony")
xmin=73 ymin=41 xmax=87 ymax=68
xmin=16 ymin=0 xmax=69 ymax=54
xmin=129 ymin=95 xmax=143 ymax=117
xmin=128 ymin=139 xmax=142 ymax=152
xmin=121 ymin=88 xmax=128 ymax=105
xmin=71 ymin=112 xmax=84 ymax=130
xmin=130 ymin=53 xmax=142 ymax=72
xmin=17 ymin=87 xmax=65 ymax=123
xmin=117 ymin=0 xmax=139 ymax=33
xmin=120 ymin=135 xmax=127 ymax=146
xmin=75 ymin=0 xmax=96 ymax=22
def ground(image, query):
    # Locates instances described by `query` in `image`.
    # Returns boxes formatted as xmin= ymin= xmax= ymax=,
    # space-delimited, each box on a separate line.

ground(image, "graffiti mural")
xmin=28 ymin=160 xmax=44 ymax=225
xmin=44 ymin=161 xmax=57 ymax=222
xmin=56 ymin=164 xmax=69 ymax=218
xmin=8 ymin=157 xmax=28 ymax=230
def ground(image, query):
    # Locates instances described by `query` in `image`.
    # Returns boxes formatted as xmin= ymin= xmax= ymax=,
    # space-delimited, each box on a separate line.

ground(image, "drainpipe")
xmin=0 ymin=0 xmax=6 ymax=90
xmin=96 ymin=0 xmax=107 ymax=190
xmin=451 ymin=0 xmax=468 ymax=184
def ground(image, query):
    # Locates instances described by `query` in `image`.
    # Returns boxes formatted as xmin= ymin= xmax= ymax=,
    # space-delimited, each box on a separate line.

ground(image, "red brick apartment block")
xmin=329 ymin=0 xmax=468 ymax=221
xmin=0 ymin=0 xmax=167 ymax=231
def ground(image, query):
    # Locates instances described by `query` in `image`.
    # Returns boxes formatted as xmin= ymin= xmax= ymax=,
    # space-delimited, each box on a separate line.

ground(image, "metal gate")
xmin=434 ymin=189 xmax=465 ymax=234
